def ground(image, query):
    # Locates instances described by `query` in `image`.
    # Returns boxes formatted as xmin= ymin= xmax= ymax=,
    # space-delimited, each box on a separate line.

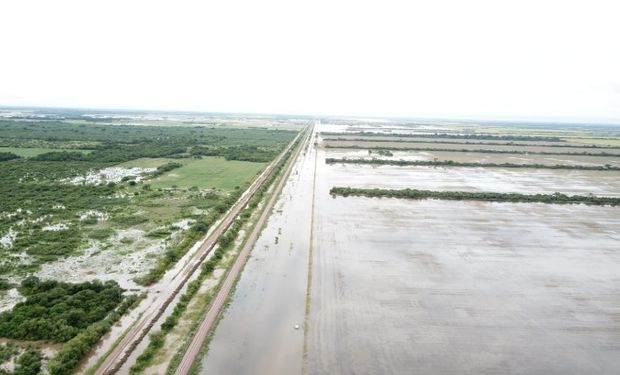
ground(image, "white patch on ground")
xmin=16 ymin=253 xmax=31 ymax=265
xmin=78 ymin=210 xmax=109 ymax=221
xmin=35 ymin=229 xmax=172 ymax=290
xmin=0 ymin=208 xmax=32 ymax=220
xmin=64 ymin=167 xmax=156 ymax=185
xmin=171 ymin=218 xmax=195 ymax=230
xmin=41 ymin=223 xmax=69 ymax=232
xmin=52 ymin=204 xmax=66 ymax=210
xmin=190 ymin=207 xmax=208 ymax=215
xmin=0 ymin=288 xmax=25 ymax=313
xmin=29 ymin=215 xmax=51 ymax=225
xmin=0 ymin=229 xmax=17 ymax=248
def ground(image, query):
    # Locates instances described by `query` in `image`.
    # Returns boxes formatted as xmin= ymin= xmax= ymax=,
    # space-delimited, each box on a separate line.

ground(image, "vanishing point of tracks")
xmin=94 ymin=125 xmax=310 ymax=375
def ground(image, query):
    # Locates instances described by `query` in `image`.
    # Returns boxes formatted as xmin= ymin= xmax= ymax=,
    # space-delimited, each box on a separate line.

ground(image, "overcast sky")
xmin=1 ymin=0 xmax=619 ymax=122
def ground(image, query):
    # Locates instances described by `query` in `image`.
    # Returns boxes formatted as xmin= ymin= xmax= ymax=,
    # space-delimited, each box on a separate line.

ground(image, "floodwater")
xmin=326 ymin=148 xmax=620 ymax=167
xmin=196 ymin=122 xmax=620 ymax=375
xmin=326 ymin=139 xmax=618 ymax=155
xmin=306 ymin=126 xmax=620 ymax=374
xmin=322 ymin=150 xmax=620 ymax=197
xmin=307 ymin=196 xmax=620 ymax=374
xmin=324 ymin=134 xmax=602 ymax=147
xmin=198 ymin=128 xmax=317 ymax=374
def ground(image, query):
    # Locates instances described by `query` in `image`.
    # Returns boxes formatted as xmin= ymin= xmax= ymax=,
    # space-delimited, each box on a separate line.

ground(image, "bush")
xmin=13 ymin=347 xmax=42 ymax=375
xmin=330 ymin=187 xmax=620 ymax=206
xmin=48 ymin=293 xmax=141 ymax=375
xmin=0 ymin=277 xmax=124 ymax=342
xmin=325 ymin=157 xmax=620 ymax=171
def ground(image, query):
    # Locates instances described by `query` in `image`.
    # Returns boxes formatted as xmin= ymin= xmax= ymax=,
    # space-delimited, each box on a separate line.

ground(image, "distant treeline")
xmin=0 ymin=119 xmax=297 ymax=163
xmin=30 ymin=144 xmax=187 ymax=163
xmin=324 ymin=144 xmax=620 ymax=157
xmin=321 ymin=131 xmax=564 ymax=142
xmin=323 ymin=137 xmax=620 ymax=149
xmin=0 ymin=119 xmax=296 ymax=145
xmin=330 ymin=187 xmax=620 ymax=206
xmin=325 ymin=157 xmax=620 ymax=171
xmin=28 ymin=143 xmax=280 ymax=163
xmin=190 ymin=144 xmax=278 ymax=162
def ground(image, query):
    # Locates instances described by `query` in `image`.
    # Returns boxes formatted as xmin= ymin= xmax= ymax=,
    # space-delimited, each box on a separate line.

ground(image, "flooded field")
xmin=326 ymin=148 xmax=620 ymax=167
xmin=326 ymin=139 xmax=619 ymax=155
xmin=192 ymin=122 xmax=620 ymax=375
xmin=322 ymin=134 xmax=601 ymax=147
xmin=321 ymin=150 xmax=620 ymax=197
xmin=305 ymin=123 xmax=620 ymax=374
xmin=307 ymin=196 xmax=620 ymax=374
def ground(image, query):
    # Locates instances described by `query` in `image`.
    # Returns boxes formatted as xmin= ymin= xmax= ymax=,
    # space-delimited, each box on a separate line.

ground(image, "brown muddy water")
xmin=198 ymin=128 xmax=317 ymax=374
xmin=306 ymin=126 xmax=620 ymax=374
xmin=194 ymin=122 xmax=620 ymax=375
xmin=307 ymin=196 xmax=620 ymax=374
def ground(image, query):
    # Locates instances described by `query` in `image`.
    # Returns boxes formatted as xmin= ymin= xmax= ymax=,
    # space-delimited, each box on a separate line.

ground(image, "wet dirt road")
xmin=197 ymin=126 xmax=317 ymax=375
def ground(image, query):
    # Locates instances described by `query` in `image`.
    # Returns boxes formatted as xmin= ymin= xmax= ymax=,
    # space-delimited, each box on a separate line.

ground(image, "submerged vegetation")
xmin=325 ymin=157 xmax=620 ymax=171
xmin=330 ymin=187 xmax=620 ymax=206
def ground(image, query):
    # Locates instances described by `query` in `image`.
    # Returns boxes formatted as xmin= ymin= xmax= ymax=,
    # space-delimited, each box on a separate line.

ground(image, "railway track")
xmin=173 ymin=122 xmax=313 ymax=375
xmin=93 ymin=124 xmax=309 ymax=375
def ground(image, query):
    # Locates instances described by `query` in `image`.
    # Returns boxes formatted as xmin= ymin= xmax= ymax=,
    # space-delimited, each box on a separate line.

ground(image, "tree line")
xmin=321 ymin=131 xmax=565 ymax=142
xmin=324 ymin=144 xmax=620 ymax=158
xmin=330 ymin=187 xmax=620 ymax=206
xmin=322 ymin=137 xmax=620 ymax=149
xmin=325 ymin=157 xmax=620 ymax=171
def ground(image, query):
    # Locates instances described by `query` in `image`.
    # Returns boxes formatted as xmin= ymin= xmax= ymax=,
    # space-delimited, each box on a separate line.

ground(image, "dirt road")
xmin=173 ymin=123 xmax=313 ymax=375
xmin=93 ymin=126 xmax=308 ymax=375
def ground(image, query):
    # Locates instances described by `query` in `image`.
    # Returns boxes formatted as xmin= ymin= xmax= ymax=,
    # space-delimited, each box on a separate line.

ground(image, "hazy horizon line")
xmin=1 ymin=104 xmax=619 ymax=126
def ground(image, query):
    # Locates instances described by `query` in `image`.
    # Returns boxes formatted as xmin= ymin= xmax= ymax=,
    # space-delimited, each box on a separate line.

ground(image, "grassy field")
xmin=0 ymin=146 xmax=92 ymax=157
xmin=121 ymin=157 xmax=266 ymax=191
